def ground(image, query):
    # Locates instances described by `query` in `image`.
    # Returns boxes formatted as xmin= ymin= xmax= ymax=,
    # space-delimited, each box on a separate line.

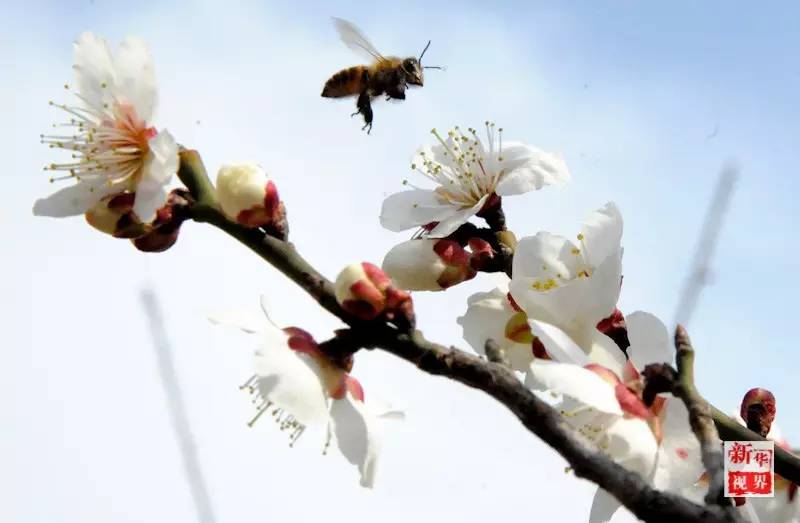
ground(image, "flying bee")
xmin=321 ymin=17 xmax=443 ymax=134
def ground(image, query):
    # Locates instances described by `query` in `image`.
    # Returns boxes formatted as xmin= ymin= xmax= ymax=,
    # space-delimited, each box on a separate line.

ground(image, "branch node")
xmin=484 ymin=338 xmax=510 ymax=367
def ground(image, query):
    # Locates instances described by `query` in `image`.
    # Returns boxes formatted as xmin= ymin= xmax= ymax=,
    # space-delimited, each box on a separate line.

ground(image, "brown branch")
xmin=484 ymin=338 xmax=510 ymax=366
xmin=179 ymin=151 xmax=743 ymax=523
xmin=673 ymin=326 xmax=727 ymax=507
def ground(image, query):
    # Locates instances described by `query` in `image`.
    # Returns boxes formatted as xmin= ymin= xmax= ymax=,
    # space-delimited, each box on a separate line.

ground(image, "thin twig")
xmin=673 ymin=325 xmax=727 ymax=507
xmin=484 ymin=338 xmax=510 ymax=366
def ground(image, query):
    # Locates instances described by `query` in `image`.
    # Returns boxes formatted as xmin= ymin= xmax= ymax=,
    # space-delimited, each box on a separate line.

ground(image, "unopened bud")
xmin=216 ymin=163 xmax=283 ymax=229
xmin=334 ymin=262 xmax=414 ymax=324
xmin=132 ymin=189 xmax=191 ymax=253
xmin=740 ymin=388 xmax=776 ymax=437
xmin=468 ymin=237 xmax=494 ymax=270
xmin=382 ymin=239 xmax=476 ymax=291
xmin=85 ymin=192 xmax=149 ymax=238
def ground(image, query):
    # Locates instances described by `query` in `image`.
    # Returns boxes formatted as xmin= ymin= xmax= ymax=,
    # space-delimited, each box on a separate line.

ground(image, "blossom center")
xmin=405 ymin=122 xmax=505 ymax=208
xmin=240 ymin=375 xmax=306 ymax=447
xmin=41 ymin=85 xmax=154 ymax=190
xmin=530 ymin=233 xmax=596 ymax=292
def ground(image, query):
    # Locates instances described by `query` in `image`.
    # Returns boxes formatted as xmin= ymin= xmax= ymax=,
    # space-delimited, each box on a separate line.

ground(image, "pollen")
xmin=571 ymin=247 xmax=580 ymax=255
xmin=577 ymin=233 xmax=584 ymax=241
xmin=42 ymin=86 xmax=153 ymax=190
xmin=532 ymin=278 xmax=558 ymax=291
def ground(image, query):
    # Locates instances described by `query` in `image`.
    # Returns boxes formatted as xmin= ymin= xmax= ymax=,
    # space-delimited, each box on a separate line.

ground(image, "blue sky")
xmin=3 ymin=1 xmax=799 ymax=522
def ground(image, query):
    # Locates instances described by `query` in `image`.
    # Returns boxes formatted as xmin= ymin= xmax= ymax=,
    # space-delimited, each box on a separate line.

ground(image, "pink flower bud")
xmin=216 ymin=163 xmax=283 ymax=228
xmin=740 ymin=387 xmax=776 ymax=437
xmin=467 ymin=237 xmax=494 ymax=270
xmin=132 ymin=190 xmax=191 ymax=253
xmin=382 ymin=239 xmax=476 ymax=291
xmin=334 ymin=262 xmax=414 ymax=322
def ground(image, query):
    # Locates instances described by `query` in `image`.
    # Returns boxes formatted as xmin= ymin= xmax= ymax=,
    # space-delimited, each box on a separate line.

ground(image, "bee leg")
xmin=355 ymin=91 xmax=374 ymax=133
xmin=386 ymin=81 xmax=407 ymax=101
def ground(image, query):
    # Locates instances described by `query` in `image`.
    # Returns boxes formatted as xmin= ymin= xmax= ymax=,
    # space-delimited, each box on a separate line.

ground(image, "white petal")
xmin=329 ymin=394 xmax=382 ymax=488
xmin=584 ymin=329 xmax=628 ymax=378
xmin=382 ymin=239 xmax=446 ymax=291
xmin=458 ymin=288 xmax=533 ymax=372
xmin=144 ymin=131 xmax=178 ymax=184
xmin=379 ymin=190 xmax=457 ymax=232
xmin=528 ymin=320 xmax=589 ymax=365
xmin=605 ymin=416 xmax=658 ymax=476
xmin=580 ymin=202 xmax=623 ymax=269
xmin=578 ymin=252 xmax=624 ymax=325
xmin=510 ymin=251 xmax=621 ymax=337
xmin=495 ymin=143 xmax=570 ymax=196
xmin=652 ymin=398 xmax=704 ymax=493
xmin=525 ymin=359 xmax=621 ymax=415
xmin=132 ymin=180 xmax=168 ymax=223
xmin=589 ymin=488 xmax=621 ymax=523
xmin=134 ymin=131 xmax=178 ymax=221
xmin=511 ymin=232 xmax=581 ymax=280
xmin=207 ymin=308 xmax=265 ymax=334
xmin=509 ymin=275 xmax=581 ymax=328
xmin=113 ymin=36 xmax=157 ymax=122
xmin=427 ymin=195 xmax=488 ymax=238
xmin=73 ymin=32 xmax=115 ymax=112
xmin=32 ymin=179 xmax=112 ymax=217
xmin=253 ymin=339 xmax=329 ymax=427
xmin=458 ymin=288 xmax=512 ymax=355
xmin=626 ymin=311 xmax=674 ymax=370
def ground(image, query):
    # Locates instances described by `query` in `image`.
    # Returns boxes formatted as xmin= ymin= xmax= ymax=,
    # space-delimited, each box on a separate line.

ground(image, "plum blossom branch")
xmin=180 ymin=150 xmax=741 ymax=523
xmin=672 ymin=326 xmax=727 ymax=507
xmin=483 ymin=337 xmax=510 ymax=366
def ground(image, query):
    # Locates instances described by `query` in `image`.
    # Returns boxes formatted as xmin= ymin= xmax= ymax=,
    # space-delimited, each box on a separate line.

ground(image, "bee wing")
xmin=332 ymin=17 xmax=388 ymax=64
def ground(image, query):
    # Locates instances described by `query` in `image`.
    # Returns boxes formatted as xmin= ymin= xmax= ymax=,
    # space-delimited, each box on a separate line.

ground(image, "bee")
xmin=321 ymin=17 xmax=442 ymax=134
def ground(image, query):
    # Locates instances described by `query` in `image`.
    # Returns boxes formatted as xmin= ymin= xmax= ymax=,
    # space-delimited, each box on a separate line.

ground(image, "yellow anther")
xmin=571 ymin=247 xmax=580 ymax=255
xmin=577 ymin=233 xmax=584 ymax=241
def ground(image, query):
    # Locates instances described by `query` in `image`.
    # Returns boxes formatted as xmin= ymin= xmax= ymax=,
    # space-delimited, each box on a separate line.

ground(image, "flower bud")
xmin=85 ymin=192 xmax=149 ymax=238
xmin=382 ymin=239 xmax=476 ymax=291
xmin=334 ymin=262 xmax=414 ymax=323
xmin=467 ymin=237 xmax=494 ymax=270
xmin=132 ymin=189 xmax=191 ymax=253
xmin=740 ymin=387 xmax=776 ymax=437
xmin=216 ymin=163 xmax=283 ymax=229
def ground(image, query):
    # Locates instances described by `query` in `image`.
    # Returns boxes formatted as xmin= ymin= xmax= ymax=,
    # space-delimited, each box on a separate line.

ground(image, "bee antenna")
xmin=419 ymin=40 xmax=432 ymax=61
xmin=424 ymin=66 xmax=446 ymax=71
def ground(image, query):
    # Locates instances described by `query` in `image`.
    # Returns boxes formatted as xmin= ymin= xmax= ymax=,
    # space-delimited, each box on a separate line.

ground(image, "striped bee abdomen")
xmin=321 ymin=66 xmax=367 ymax=98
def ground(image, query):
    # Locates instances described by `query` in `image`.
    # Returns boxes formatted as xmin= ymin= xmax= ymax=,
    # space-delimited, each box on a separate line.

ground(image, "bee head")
xmin=402 ymin=57 xmax=424 ymax=86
